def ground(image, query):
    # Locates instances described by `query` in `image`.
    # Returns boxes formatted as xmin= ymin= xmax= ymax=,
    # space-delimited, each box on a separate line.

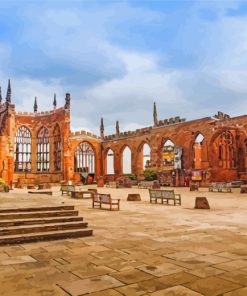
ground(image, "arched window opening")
xmin=74 ymin=142 xmax=95 ymax=173
xmin=53 ymin=124 xmax=62 ymax=171
xmin=122 ymin=146 xmax=131 ymax=174
xmin=163 ymin=139 xmax=175 ymax=168
xmin=106 ymin=149 xmax=114 ymax=174
xmin=14 ymin=126 xmax=31 ymax=172
xmin=193 ymin=133 xmax=205 ymax=169
xmin=37 ymin=127 xmax=50 ymax=172
xmin=195 ymin=133 xmax=204 ymax=144
xmin=214 ymin=130 xmax=236 ymax=169
xmin=143 ymin=143 xmax=151 ymax=169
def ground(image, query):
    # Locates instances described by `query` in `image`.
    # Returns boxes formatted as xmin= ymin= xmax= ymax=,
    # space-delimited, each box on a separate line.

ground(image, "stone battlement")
xmin=214 ymin=111 xmax=230 ymax=120
xmin=104 ymin=116 xmax=186 ymax=141
xmin=15 ymin=107 xmax=65 ymax=116
xmin=69 ymin=130 xmax=100 ymax=139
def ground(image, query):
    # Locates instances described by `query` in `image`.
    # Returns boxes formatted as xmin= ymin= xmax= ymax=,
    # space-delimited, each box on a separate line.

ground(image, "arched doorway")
xmin=106 ymin=148 xmax=114 ymax=175
xmin=122 ymin=146 xmax=132 ymax=174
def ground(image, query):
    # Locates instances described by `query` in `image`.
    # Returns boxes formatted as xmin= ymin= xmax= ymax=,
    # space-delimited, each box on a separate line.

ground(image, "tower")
xmin=153 ymin=101 xmax=158 ymax=127
xmin=33 ymin=97 xmax=38 ymax=113
xmin=6 ymin=79 xmax=11 ymax=103
xmin=53 ymin=93 xmax=57 ymax=109
xmin=100 ymin=117 xmax=104 ymax=138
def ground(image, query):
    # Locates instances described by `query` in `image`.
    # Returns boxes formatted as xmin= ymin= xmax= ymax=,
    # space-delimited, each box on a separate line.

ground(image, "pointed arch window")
xmin=122 ymin=146 xmax=132 ymax=174
xmin=106 ymin=149 xmax=114 ymax=174
xmin=193 ymin=133 xmax=205 ymax=169
xmin=74 ymin=142 xmax=95 ymax=173
xmin=143 ymin=143 xmax=151 ymax=169
xmin=53 ymin=124 xmax=62 ymax=171
xmin=14 ymin=126 xmax=32 ymax=172
xmin=37 ymin=127 xmax=50 ymax=172
xmin=163 ymin=139 xmax=175 ymax=167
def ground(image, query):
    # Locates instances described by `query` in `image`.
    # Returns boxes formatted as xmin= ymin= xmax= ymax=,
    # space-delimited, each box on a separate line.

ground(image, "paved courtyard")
xmin=0 ymin=186 xmax=247 ymax=296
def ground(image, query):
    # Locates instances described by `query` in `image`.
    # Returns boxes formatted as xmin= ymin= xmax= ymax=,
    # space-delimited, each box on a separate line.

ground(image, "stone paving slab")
xmin=57 ymin=275 xmax=124 ymax=295
xmin=184 ymin=276 xmax=242 ymax=296
xmin=0 ymin=187 xmax=247 ymax=295
xmin=150 ymin=285 xmax=203 ymax=295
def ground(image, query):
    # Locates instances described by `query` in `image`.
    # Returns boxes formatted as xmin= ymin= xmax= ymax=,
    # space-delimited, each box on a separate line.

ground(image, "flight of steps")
xmin=0 ymin=205 xmax=93 ymax=245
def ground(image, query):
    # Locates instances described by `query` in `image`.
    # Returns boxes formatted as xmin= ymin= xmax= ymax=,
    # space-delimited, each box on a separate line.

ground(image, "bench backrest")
xmin=149 ymin=189 xmax=175 ymax=198
xmin=61 ymin=185 xmax=75 ymax=191
xmin=139 ymin=181 xmax=153 ymax=186
xmin=94 ymin=193 xmax=111 ymax=202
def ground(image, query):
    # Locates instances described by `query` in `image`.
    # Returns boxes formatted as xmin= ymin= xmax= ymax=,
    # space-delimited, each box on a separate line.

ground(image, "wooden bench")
xmin=71 ymin=191 xmax=94 ymax=199
xmin=149 ymin=189 xmax=181 ymax=206
xmin=138 ymin=181 xmax=154 ymax=189
xmin=60 ymin=185 xmax=75 ymax=195
xmin=92 ymin=193 xmax=120 ymax=211
xmin=209 ymin=182 xmax=231 ymax=193
xmin=105 ymin=181 xmax=118 ymax=188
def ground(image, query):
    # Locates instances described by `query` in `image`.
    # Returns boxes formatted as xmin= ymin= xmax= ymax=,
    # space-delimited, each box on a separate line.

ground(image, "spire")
xmin=64 ymin=93 xmax=70 ymax=109
xmin=100 ymin=117 xmax=104 ymax=138
xmin=153 ymin=101 xmax=158 ymax=126
xmin=34 ymin=96 xmax=38 ymax=113
xmin=6 ymin=79 xmax=11 ymax=103
xmin=116 ymin=120 xmax=120 ymax=135
xmin=0 ymin=87 xmax=2 ymax=104
xmin=53 ymin=93 xmax=57 ymax=109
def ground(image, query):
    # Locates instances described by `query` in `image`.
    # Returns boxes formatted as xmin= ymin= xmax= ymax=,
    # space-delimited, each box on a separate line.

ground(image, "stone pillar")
xmin=7 ymin=156 xmax=14 ymax=186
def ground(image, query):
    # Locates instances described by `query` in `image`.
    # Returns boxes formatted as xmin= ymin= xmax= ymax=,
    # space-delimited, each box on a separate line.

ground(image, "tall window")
xmin=193 ymin=133 xmax=204 ymax=169
xmin=74 ymin=142 xmax=95 ymax=173
xmin=143 ymin=143 xmax=151 ymax=169
xmin=53 ymin=124 xmax=61 ymax=171
xmin=106 ymin=149 xmax=114 ymax=174
xmin=14 ymin=126 xmax=31 ymax=172
xmin=37 ymin=127 xmax=50 ymax=172
xmin=122 ymin=146 xmax=131 ymax=174
xmin=163 ymin=139 xmax=175 ymax=167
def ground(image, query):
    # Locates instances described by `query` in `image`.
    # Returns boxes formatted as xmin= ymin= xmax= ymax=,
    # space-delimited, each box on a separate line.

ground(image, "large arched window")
xmin=106 ymin=149 xmax=114 ymax=174
xmin=122 ymin=146 xmax=132 ymax=174
xmin=143 ymin=143 xmax=151 ymax=169
xmin=53 ymin=124 xmax=61 ymax=171
xmin=37 ymin=127 xmax=50 ymax=172
xmin=163 ymin=139 xmax=174 ymax=167
xmin=14 ymin=126 xmax=31 ymax=172
xmin=74 ymin=142 xmax=95 ymax=173
xmin=213 ymin=130 xmax=236 ymax=169
xmin=193 ymin=133 xmax=204 ymax=169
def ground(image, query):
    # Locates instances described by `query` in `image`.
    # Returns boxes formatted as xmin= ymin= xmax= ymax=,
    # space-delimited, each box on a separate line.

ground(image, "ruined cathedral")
xmin=0 ymin=79 xmax=247 ymax=187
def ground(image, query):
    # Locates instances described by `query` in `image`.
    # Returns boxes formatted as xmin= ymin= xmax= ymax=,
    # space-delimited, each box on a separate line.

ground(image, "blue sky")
xmin=0 ymin=0 xmax=247 ymax=134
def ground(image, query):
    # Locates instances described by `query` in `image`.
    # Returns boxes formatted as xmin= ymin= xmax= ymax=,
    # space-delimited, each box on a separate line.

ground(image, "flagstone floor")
xmin=0 ymin=186 xmax=247 ymax=296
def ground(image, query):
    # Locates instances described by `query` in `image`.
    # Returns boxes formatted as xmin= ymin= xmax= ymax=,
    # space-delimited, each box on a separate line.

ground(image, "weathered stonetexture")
xmin=0 ymin=85 xmax=246 ymax=187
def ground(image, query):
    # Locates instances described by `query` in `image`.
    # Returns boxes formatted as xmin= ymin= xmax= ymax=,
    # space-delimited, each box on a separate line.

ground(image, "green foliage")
xmin=143 ymin=169 xmax=157 ymax=181
xmin=127 ymin=174 xmax=136 ymax=180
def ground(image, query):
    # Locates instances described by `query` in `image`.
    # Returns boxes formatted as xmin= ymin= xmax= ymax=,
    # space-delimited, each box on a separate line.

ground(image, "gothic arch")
xmin=37 ymin=126 xmax=50 ymax=172
xmin=137 ymin=142 xmax=151 ymax=175
xmin=106 ymin=147 xmax=114 ymax=175
xmin=121 ymin=145 xmax=132 ymax=174
xmin=14 ymin=126 xmax=32 ymax=172
xmin=74 ymin=141 xmax=95 ymax=173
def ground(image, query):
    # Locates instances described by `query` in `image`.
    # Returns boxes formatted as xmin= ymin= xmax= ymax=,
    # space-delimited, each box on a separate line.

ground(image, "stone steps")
xmin=0 ymin=205 xmax=75 ymax=213
xmin=0 ymin=205 xmax=93 ymax=245
xmin=0 ymin=216 xmax=84 ymax=227
xmin=0 ymin=221 xmax=88 ymax=236
xmin=0 ymin=210 xmax=79 ymax=220
xmin=0 ymin=229 xmax=93 ymax=245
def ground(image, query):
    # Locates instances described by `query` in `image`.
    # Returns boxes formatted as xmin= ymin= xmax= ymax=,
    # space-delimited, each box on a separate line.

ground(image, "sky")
xmin=0 ymin=0 xmax=247 ymax=135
